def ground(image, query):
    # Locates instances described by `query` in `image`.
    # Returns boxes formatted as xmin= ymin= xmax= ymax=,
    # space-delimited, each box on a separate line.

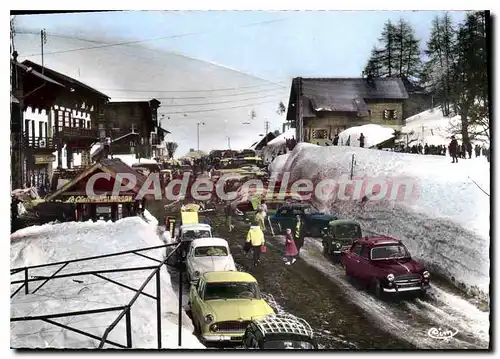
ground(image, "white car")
xmin=178 ymin=223 xmax=212 ymax=242
xmin=186 ymin=237 xmax=236 ymax=283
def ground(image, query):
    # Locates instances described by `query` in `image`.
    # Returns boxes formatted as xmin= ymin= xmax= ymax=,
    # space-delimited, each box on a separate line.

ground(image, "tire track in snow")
xmin=276 ymin=235 xmax=488 ymax=349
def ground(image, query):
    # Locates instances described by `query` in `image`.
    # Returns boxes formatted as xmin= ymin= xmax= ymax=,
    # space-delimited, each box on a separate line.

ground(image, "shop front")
xmin=44 ymin=158 xmax=148 ymax=222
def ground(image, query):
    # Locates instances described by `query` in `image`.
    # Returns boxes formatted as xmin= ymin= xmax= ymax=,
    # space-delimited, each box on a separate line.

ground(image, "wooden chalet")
xmin=286 ymin=77 xmax=409 ymax=145
xmin=44 ymin=158 xmax=152 ymax=221
xmin=91 ymin=99 xmax=170 ymax=161
xmin=11 ymin=56 xmax=110 ymax=192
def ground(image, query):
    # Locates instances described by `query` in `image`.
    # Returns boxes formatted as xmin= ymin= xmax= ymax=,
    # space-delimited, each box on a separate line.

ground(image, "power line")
xmin=159 ymin=97 xmax=284 ymax=115
xmin=17 ymin=18 xmax=289 ymax=57
xmin=109 ymin=88 xmax=288 ymax=102
xmin=150 ymin=92 xmax=286 ymax=107
xmin=100 ymin=83 xmax=287 ymax=94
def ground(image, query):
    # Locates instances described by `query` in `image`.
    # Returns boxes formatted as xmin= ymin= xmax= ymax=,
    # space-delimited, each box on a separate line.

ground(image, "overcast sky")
xmin=14 ymin=10 xmax=466 ymax=83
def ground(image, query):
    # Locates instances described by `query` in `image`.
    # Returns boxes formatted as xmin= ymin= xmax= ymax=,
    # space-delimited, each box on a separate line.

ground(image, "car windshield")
xmin=371 ymin=244 xmax=410 ymax=260
xmin=183 ymin=230 xmax=211 ymax=240
xmin=263 ymin=340 xmax=315 ymax=349
xmin=335 ymin=224 xmax=362 ymax=238
xmin=204 ymin=282 xmax=259 ymax=300
xmin=194 ymin=246 xmax=228 ymax=257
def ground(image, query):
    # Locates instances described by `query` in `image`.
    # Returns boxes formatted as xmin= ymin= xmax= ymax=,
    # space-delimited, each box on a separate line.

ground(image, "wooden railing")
xmin=56 ymin=127 xmax=98 ymax=139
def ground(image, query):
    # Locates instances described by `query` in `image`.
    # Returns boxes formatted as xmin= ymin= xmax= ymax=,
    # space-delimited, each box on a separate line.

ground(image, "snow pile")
xmin=271 ymin=144 xmax=490 ymax=300
xmin=268 ymin=153 xmax=290 ymax=175
xmin=403 ymin=108 xmax=489 ymax=146
xmin=338 ymin=124 xmax=395 ymax=148
xmin=261 ymin=128 xmax=296 ymax=163
xmin=267 ymin=128 xmax=296 ymax=147
xmin=10 ymin=218 xmax=204 ymax=349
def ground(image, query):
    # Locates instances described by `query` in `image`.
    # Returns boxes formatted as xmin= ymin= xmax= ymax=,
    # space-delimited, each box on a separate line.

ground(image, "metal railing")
xmin=11 ymin=242 xmax=185 ymax=349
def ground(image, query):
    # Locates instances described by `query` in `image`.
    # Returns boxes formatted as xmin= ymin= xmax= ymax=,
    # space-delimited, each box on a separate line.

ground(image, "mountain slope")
xmin=15 ymin=32 xmax=289 ymax=155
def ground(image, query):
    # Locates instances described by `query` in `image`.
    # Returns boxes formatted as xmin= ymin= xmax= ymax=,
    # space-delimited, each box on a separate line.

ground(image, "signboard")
xmin=65 ymin=195 xmax=135 ymax=203
xmin=34 ymin=154 xmax=56 ymax=165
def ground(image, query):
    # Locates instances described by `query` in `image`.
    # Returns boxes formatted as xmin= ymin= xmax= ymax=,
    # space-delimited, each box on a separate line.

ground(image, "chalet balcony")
xmin=24 ymin=136 xmax=56 ymax=150
xmin=56 ymin=127 xmax=99 ymax=139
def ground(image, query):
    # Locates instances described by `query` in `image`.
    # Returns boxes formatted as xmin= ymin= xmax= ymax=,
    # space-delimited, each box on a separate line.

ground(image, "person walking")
xmin=224 ymin=202 xmax=234 ymax=232
xmin=449 ymin=136 xmax=458 ymax=163
xmin=283 ymin=228 xmax=298 ymax=265
xmin=294 ymin=215 xmax=305 ymax=255
xmin=246 ymin=220 xmax=265 ymax=266
xmin=255 ymin=209 xmax=266 ymax=232
xmin=332 ymin=134 xmax=339 ymax=146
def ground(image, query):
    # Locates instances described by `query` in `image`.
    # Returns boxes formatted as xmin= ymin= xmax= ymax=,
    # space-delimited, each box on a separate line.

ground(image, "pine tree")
xmin=449 ymin=11 xmax=489 ymax=145
xmin=364 ymin=19 xmax=421 ymax=82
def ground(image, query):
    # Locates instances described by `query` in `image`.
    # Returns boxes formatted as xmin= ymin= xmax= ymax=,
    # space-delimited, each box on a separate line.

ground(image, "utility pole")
xmin=296 ymin=77 xmax=304 ymax=142
xmin=264 ymin=119 xmax=269 ymax=145
xmin=227 ymin=136 xmax=231 ymax=149
xmin=41 ymin=29 xmax=47 ymax=74
xmin=197 ymin=122 xmax=204 ymax=151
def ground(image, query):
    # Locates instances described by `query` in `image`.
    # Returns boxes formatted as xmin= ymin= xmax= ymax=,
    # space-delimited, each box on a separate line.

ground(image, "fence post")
xmin=156 ymin=270 xmax=162 ymax=349
xmin=350 ymin=154 xmax=355 ymax=180
xmin=178 ymin=266 xmax=182 ymax=347
xmin=24 ymin=268 xmax=28 ymax=294
xmin=125 ymin=307 xmax=132 ymax=348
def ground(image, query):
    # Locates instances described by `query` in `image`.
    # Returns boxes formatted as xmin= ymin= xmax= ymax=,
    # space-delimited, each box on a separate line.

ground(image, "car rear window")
xmin=194 ymin=246 xmax=228 ymax=257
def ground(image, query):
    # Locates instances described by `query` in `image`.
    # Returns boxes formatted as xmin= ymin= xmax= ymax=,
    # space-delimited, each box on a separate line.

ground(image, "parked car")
xmin=173 ymin=223 xmax=213 ymax=264
xmin=269 ymin=203 xmax=338 ymax=237
xmin=322 ymin=219 xmax=362 ymax=259
xmin=341 ymin=236 xmax=431 ymax=297
xmin=186 ymin=238 xmax=237 ymax=283
xmin=243 ymin=314 xmax=318 ymax=349
xmin=188 ymin=271 xmax=274 ymax=344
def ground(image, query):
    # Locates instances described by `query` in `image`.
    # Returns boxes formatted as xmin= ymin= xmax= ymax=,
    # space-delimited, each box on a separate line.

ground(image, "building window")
xmin=383 ymin=109 xmax=397 ymax=120
xmin=131 ymin=123 xmax=137 ymax=133
xmin=311 ymin=129 xmax=328 ymax=139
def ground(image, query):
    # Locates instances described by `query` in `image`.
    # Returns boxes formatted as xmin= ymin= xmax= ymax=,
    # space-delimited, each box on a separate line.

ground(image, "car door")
xmin=190 ymin=279 xmax=205 ymax=326
xmin=357 ymin=245 xmax=372 ymax=284
xmin=344 ymin=242 xmax=363 ymax=277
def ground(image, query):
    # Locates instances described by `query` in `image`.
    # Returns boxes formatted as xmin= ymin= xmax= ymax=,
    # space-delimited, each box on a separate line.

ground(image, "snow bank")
xmin=338 ymin=124 xmax=395 ymax=148
xmin=267 ymin=128 xmax=296 ymax=147
xmin=268 ymin=153 xmax=290 ymax=175
xmin=10 ymin=218 xmax=204 ymax=349
xmin=271 ymin=144 xmax=490 ymax=300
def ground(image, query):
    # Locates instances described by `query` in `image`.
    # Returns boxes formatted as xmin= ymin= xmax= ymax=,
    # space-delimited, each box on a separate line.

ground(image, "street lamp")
xmin=197 ymin=121 xmax=205 ymax=151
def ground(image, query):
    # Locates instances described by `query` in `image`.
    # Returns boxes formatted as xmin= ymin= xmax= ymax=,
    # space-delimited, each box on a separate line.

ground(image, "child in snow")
xmin=283 ymin=228 xmax=298 ymax=265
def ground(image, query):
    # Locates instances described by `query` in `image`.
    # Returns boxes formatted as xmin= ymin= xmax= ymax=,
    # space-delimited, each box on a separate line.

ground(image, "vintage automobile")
xmin=242 ymin=314 xmax=318 ymax=349
xmin=269 ymin=203 xmax=338 ymax=237
xmin=173 ymin=223 xmax=213 ymax=263
xmin=186 ymin=238 xmax=237 ymax=283
xmin=321 ymin=219 xmax=362 ymax=259
xmin=188 ymin=271 xmax=274 ymax=344
xmin=341 ymin=236 xmax=431 ymax=297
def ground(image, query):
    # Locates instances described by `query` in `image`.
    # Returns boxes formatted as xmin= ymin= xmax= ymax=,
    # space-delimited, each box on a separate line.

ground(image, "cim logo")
xmin=427 ymin=327 xmax=459 ymax=340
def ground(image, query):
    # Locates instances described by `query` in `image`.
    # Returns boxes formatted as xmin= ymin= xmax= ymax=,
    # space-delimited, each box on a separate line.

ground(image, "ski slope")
xmin=10 ymin=215 xmax=204 ymax=349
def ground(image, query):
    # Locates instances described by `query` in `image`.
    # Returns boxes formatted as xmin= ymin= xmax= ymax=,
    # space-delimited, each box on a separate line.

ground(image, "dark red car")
xmin=341 ymin=236 xmax=430 ymax=297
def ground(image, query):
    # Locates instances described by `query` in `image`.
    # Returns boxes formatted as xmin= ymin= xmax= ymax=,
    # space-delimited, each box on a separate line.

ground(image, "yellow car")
xmin=188 ymin=271 xmax=274 ymax=344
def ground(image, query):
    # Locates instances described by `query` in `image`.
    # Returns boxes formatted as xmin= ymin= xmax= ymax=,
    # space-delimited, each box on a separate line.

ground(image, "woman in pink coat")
xmin=284 ymin=228 xmax=298 ymax=265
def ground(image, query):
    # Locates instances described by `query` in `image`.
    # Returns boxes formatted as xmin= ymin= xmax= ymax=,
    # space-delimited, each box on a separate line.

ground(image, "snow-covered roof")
xmin=190 ymin=237 xmax=229 ymax=248
xmin=267 ymin=128 xmax=296 ymax=147
xmin=10 ymin=217 xmax=204 ymax=348
xmin=338 ymin=124 xmax=395 ymax=148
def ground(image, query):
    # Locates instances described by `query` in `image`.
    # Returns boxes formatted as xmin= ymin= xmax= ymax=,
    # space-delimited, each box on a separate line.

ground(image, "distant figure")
xmin=466 ymin=142 xmax=473 ymax=159
xmin=475 ymin=144 xmax=481 ymax=158
xmin=358 ymin=133 xmax=365 ymax=148
xmin=449 ymin=136 xmax=458 ymax=163
xmin=224 ymin=202 xmax=234 ymax=232
xmin=294 ymin=215 xmax=305 ymax=255
xmin=424 ymin=143 xmax=429 ymax=155
xmin=283 ymin=228 xmax=298 ymax=265
xmin=332 ymin=134 xmax=339 ymax=146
